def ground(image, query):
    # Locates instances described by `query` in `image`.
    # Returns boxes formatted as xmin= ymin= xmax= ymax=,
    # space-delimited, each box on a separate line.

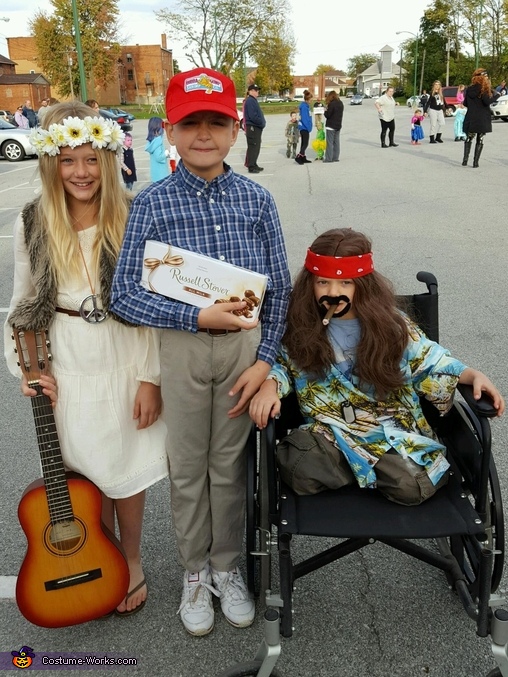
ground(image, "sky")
xmin=0 ymin=0 xmax=431 ymax=75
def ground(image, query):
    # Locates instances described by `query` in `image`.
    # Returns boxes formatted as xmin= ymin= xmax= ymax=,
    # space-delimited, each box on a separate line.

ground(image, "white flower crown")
xmin=29 ymin=116 xmax=125 ymax=156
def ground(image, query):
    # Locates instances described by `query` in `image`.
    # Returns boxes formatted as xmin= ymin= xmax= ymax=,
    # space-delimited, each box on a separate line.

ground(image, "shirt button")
xmin=221 ymin=191 xmax=226 ymax=195
xmin=219 ymin=255 xmax=225 ymax=261
xmin=215 ymin=226 xmax=221 ymax=231
xmin=197 ymin=191 xmax=201 ymax=196
xmin=209 ymin=198 xmax=215 ymax=203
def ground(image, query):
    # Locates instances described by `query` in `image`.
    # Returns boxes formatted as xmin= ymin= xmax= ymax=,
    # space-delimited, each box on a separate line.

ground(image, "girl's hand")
xmin=249 ymin=379 xmax=280 ymax=429
xmin=459 ymin=368 xmax=505 ymax=416
xmin=133 ymin=382 xmax=162 ymax=429
xmin=21 ymin=374 xmax=58 ymax=407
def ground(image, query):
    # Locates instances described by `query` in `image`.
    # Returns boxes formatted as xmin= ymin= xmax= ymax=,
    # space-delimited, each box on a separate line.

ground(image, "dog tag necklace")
xmin=78 ymin=237 xmax=108 ymax=324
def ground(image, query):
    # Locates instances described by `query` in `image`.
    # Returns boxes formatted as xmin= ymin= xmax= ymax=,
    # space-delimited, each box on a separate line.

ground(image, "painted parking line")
xmin=0 ymin=576 xmax=16 ymax=599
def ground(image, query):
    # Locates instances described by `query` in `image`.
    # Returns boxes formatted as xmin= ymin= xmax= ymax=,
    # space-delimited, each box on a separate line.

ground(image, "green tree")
xmin=346 ymin=53 xmax=378 ymax=78
xmin=249 ymin=20 xmax=295 ymax=93
xmin=313 ymin=64 xmax=335 ymax=75
xmin=155 ymin=0 xmax=290 ymax=74
xmin=30 ymin=0 xmax=121 ymax=100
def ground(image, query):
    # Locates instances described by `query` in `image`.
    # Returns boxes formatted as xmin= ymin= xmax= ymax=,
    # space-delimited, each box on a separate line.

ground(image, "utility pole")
xmin=419 ymin=48 xmax=426 ymax=95
xmin=446 ymin=36 xmax=450 ymax=86
xmin=71 ymin=0 xmax=87 ymax=101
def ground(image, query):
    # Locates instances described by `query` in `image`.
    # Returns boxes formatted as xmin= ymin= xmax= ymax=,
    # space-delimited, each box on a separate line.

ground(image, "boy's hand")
xmin=249 ymin=379 xmax=280 ymax=428
xmin=459 ymin=368 xmax=505 ymax=416
xmin=133 ymin=381 xmax=162 ymax=429
xmin=198 ymin=302 xmax=259 ymax=331
xmin=22 ymin=374 xmax=58 ymax=407
xmin=228 ymin=360 xmax=271 ymax=418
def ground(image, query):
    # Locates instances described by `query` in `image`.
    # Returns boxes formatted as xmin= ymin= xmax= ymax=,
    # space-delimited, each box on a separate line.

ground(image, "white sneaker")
xmin=178 ymin=567 xmax=219 ymax=636
xmin=211 ymin=567 xmax=255 ymax=628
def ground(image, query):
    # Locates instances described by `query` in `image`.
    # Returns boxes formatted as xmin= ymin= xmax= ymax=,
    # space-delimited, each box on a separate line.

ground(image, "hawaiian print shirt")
xmin=269 ymin=317 xmax=467 ymax=489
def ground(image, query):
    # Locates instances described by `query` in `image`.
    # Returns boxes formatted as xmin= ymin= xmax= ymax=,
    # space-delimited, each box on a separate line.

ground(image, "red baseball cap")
xmin=165 ymin=67 xmax=239 ymax=124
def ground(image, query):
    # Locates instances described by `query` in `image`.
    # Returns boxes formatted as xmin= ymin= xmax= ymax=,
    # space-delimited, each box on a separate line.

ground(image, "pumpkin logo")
xmin=11 ymin=646 xmax=35 ymax=669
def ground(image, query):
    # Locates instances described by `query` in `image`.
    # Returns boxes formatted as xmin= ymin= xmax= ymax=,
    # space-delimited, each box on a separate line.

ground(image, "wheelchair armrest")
xmin=457 ymin=383 xmax=498 ymax=418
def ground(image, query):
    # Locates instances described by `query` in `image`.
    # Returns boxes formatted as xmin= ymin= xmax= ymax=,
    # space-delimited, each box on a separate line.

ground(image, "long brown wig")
xmin=283 ymin=228 xmax=410 ymax=398
xmin=471 ymin=68 xmax=492 ymax=96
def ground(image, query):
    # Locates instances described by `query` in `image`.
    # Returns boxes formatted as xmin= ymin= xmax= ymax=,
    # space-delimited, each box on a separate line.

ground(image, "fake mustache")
xmin=318 ymin=295 xmax=352 ymax=323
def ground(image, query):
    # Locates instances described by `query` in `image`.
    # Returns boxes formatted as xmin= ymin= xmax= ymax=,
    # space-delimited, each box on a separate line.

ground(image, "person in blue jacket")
xmin=295 ymin=90 xmax=313 ymax=164
xmin=145 ymin=117 xmax=170 ymax=182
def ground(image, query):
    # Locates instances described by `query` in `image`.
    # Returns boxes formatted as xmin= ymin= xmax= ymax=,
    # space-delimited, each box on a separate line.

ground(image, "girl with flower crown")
xmin=4 ymin=102 xmax=168 ymax=616
xmin=250 ymin=228 xmax=504 ymax=504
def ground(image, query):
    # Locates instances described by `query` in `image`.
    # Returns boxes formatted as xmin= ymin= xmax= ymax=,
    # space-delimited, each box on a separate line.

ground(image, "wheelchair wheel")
xmin=218 ymin=661 xmax=283 ymax=677
xmin=449 ymin=457 xmax=504 ymax=596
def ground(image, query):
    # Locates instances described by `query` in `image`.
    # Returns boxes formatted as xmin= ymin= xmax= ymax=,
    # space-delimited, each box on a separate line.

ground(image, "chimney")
xmin=161 ymin=34 xmax=167 ymax=50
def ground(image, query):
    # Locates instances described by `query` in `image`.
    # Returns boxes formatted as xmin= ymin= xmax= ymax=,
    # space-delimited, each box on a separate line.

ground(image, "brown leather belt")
xmin=198 ymin=328 xmax=241 ymax=336
xmin=55 ymin=306 xmax=81 ymax=317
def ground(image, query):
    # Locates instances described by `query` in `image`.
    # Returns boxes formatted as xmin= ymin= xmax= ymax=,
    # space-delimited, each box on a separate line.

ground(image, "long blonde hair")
xmin=37 ymin=101 xmax=129 ymax=282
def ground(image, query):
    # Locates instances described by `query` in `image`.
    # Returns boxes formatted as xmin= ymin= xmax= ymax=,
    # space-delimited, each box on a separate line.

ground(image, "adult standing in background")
xmin=37 ymin=99 xmax=50 ymax=125
xmin=423 ymin=81 xmax=447 ymax=144
xmin=295 ymin=90 xmax=313 ymax=164
xmin=14 ymin=105 xmax=29 ymax=129
xmin=244 ymin=84 xmax=266 ymax=174
xmin=375 ymin=86 xmax=398 ymax=148
xmin=323 ymin=90 xmax=344 ymax=162
xmin=22 ymin=100 xmax=38 ymax=128
xmin=462 ymin=68 xmax=500 ymax=168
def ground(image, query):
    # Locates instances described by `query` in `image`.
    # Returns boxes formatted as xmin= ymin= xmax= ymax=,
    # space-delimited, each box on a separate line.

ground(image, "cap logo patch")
xmin=184 ymin=73 xmax=224 ymax=95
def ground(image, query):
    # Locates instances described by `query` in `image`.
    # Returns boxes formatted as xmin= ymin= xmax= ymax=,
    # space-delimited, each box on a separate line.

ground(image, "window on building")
xmin=126 ymin=54 xmax=133 ymax=63
xmin=128 ymin=69 xmax=134 ymax=81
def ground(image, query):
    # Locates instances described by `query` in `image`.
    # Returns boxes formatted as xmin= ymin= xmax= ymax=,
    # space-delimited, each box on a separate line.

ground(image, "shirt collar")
xmin=176 ymin=161 xmax=235 ymax=194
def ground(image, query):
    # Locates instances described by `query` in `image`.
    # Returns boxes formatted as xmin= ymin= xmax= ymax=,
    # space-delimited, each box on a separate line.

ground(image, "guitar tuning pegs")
xmin=47 ymin=353 xmax=53 ymax=361
xmin=16 ymin=361 xmax=20 ymax=367
xmin=13 ymin=347 xmax=17 ymax=353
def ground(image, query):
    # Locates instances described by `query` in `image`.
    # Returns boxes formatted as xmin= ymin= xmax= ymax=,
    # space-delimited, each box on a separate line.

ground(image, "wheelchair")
xmin=220 ymin=272 xmax=508 ymax=677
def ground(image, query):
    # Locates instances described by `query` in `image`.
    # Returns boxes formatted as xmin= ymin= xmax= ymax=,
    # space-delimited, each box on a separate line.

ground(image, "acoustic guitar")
xmin=12 ymin=328 xmax=130 ymax=628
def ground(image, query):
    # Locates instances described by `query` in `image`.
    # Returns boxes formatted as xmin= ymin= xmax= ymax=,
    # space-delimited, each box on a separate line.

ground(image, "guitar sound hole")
xmin=45 ymin=519 xmax=85 ymax=554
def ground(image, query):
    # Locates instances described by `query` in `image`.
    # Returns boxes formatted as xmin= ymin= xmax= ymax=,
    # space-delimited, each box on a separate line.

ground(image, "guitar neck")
xmin=30 ymin=385 xmax=74 ymax=524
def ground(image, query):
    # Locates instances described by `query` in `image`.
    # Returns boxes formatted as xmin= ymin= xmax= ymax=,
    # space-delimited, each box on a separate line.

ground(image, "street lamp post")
xmin=396 ymin=30 xmax=419 ymax=97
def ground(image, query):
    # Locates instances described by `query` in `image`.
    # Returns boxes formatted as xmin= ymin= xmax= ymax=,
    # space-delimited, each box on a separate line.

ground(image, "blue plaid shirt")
xmin=111 ymin=162 xmax=291 ymax=366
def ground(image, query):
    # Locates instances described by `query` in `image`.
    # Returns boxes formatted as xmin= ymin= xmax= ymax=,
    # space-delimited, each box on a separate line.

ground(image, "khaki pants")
xmin=161 ymin=328 xmax=259 ymax=572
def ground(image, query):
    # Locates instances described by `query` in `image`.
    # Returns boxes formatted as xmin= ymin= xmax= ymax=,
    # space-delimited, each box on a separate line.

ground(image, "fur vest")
xmin=9 ymin=198 xmax=134 ymax=330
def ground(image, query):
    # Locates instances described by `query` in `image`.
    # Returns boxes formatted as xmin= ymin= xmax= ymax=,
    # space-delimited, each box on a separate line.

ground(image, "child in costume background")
xmin=250 ymin=228 xmax=504 ymax=503
xmin=120 ymin=132 xmax=137 ymax=190
xmin=410 ymin=108 xmax=425 ymax=145
xmin=311 ymin=121 xmax=326 ymax=160
xmin=451 ymin=103 xmax=467 ymax=141
xmin=145 ymin=116 xmax=170 ymax=182
xmin=285 ymin=110 xmax=299 ymax=159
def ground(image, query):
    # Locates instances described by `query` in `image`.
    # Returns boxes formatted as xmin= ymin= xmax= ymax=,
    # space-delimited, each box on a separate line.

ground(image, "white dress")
xmin=4 ymin=217 xmax=169 ymax=499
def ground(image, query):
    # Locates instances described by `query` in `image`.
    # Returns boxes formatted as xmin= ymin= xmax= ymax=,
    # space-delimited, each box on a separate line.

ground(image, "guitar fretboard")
xmin=31 ymin=385 xmax=74 ymax=524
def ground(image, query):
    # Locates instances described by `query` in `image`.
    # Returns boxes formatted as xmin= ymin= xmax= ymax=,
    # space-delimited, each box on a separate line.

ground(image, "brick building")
xmin=4 ymin=34 xmax=174 ymax=106
xmin=292 ymin=71 xmax=353 ymax=100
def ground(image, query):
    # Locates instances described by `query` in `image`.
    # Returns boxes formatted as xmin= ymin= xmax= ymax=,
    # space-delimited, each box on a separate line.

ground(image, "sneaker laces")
xmin=177 ymin=579 xmax=219 ymax=616
xmin=214 ymin=571 xmax=249 ymax=603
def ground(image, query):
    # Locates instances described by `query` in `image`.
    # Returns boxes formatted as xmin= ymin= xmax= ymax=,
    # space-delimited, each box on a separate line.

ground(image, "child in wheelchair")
xmin=250 ymin=228 xmax=504 ymax=505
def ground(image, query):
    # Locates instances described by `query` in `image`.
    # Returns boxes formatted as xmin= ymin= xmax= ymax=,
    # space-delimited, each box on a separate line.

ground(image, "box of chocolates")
xmin=140 ymin=240 xmax=268 ymax=322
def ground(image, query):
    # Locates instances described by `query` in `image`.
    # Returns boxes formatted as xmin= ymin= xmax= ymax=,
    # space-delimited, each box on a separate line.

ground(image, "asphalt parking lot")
xmin=1 ymin=101 xmax=508 ymax=676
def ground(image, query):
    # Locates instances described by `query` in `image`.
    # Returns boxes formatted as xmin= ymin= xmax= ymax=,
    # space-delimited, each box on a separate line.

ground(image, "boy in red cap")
xmin=111 ymin=68 xmax=291 ymax=635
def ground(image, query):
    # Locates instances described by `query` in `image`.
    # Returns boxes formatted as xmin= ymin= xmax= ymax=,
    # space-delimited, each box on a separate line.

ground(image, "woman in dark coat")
xmin=323 ymin=90 xmax=344 ymax=162
xmin=462 ymin=68 xmax=500 ymax=168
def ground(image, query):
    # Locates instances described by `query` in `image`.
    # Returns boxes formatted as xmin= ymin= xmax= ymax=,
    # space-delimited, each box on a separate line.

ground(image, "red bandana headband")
xmin=304 ymin=249 xmax=374 ymax=279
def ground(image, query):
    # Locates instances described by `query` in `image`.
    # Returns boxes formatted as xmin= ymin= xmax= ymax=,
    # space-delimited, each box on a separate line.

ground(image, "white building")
xmin=356 ymin=45 xmax=405 ymax=97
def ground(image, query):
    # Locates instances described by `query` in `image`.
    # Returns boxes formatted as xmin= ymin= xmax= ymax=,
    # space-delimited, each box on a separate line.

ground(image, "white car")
xmin=0 ymin=119 xmax=37 ymax=162
xmin=407 ymin=95 xmax=421 ymax=108
xmin=490 ymin=94 xmax=508 ymax=121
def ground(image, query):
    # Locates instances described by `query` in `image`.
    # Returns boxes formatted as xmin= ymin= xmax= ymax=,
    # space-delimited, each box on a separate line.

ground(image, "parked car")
xmin=442 ymin=86 xmax=460 ymax=115
xmin=98 ymin=108 xmax=132 ymax=132
xmin=490 ymin=94 xmax=508 ymax=121
xmin=0 ymin=109 xmax=15 ymax=124
xmin=0 ymin=119 xmax=37 ymax=162
xmin=350 ymin=94 xmax=363 ymax=105
xmin=106 ymin=107 xmax=136 ymax=121
xmin=406 ymin=95 xmax=421 ymax=108
xmin=265 ymin=95 xmax=284 ymax=103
